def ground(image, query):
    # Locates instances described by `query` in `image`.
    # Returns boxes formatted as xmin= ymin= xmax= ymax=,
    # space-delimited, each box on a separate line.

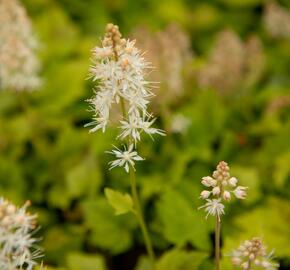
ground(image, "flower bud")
xmin=223 ymin=191 xmax=231 ymax=201
xmin=201 ymin=176 xmax=214 ymax=187
xmin=212 ymin=186 xmax=221 ymax=195
xmin=233 ymin=186 xmax=247 ymax=199
xmin=229 ymin=177 xmax=238 ymax=187
xmin=249 ymin=253 xmax=255 ymax=260
xmin=200 ymin=190 xmax=211 ymax=199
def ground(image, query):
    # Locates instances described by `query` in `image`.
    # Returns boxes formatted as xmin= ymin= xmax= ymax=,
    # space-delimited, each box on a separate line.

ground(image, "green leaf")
xmin=157 ymin=249 xmax=207 ymax=270
xmin=230 ymin=165 xmax=261 ymax=203
xmin=105 ymin=188 xmax=134 ymax=215
xmin=156 ymin=189 xmax=211 ymax=250
xmin=66 ymin=252 xmax=106 ymax=270
xmin=82 ymin=198 xmax=136 ymax=254
xmin=65 ymin=156 xmax=102 ymax=199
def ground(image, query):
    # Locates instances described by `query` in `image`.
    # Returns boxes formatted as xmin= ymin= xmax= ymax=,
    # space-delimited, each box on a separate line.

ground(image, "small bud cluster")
xmin=231 ymin=237 xmax=279 ymax=270
xmin=0 ymin=0 xmax=41 ymax=91
xmin=87 ymin=23 xmax=164 ymax=172
xmin=199 ymin=161 xmax=247 ymax=219
xmin=0 ymin=198 xmax=42 ymax=270
xmin=263 ymin=2 xmax=290 ymax=40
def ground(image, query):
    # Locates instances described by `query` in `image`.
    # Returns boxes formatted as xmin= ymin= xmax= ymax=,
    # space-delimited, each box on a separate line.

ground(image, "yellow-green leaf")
xmin=105 ymin=188 xmax=134 ymax=215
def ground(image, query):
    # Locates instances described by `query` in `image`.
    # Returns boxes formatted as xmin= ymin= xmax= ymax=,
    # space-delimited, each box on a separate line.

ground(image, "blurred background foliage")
xmin=1 ymin=0 xmax=290 ymax=269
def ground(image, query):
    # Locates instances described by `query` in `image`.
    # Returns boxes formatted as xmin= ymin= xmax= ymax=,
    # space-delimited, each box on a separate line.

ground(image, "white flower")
xmin=199 ymin=199 xmax=225 ymax=219
xmin=228 ymin=177 xmax=238 ymax=187
xmin=107 ymin=144 xmax=144 ymax=172
xmin=233 ymin=186 xmax=247 ymax=199
xmin=200 ymin=190 xmax=211 ymax=199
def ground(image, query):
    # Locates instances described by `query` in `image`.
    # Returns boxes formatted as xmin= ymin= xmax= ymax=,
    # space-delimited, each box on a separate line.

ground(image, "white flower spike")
xmin=0 ymin=0 xmax=41 ymax=91
xmin=86 ymin=23 xmax=164 ymax=171
xmin=199 ymin=161 xmax=248 ymax=218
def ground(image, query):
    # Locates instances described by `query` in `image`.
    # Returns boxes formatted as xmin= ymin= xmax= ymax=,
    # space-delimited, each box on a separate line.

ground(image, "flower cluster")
xmin=87 ymin=23 xmax=164 ymax=172
xmin=0 ymin=198 xmax=42 ymax=270
xmin=231 ymin=237 xmax=279 ymax=270
xmin=0 ymin=0 xmax=41 ymax=91
xmin=197 ymin=30 xmax=265 ymax=95
xmin=199 ymin=161 xmax=247 ymax=219
xmin=263 ymin=2 xmax=290 ymax=40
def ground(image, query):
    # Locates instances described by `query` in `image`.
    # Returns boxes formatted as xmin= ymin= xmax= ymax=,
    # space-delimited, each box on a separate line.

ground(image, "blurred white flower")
xmin=263 ymin=2 xmax=290 ymax=40
xmin=0 ymin=198 xmax=42 ymax=270
xmin=107 ymin=144 xmax=144 ymax=172
xmin=0 ymin=0 xmax=41 ymax=91
xmin=231 ymin=237 xmax=279 ymax=270
xmin=171 ymin=114 xmax=191 ymax=134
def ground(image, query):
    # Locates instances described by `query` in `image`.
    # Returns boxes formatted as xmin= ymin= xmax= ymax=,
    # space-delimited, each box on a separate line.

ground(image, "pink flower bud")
xmin=233 ymin=186 xmax=247 ymax=199
xmin=200 ymin=190 xmax=211 ymax=199
xmin=223 ymin=191 xmax=231 ymax=201
xmin=201 ymin=176 xmax=214 ymax=187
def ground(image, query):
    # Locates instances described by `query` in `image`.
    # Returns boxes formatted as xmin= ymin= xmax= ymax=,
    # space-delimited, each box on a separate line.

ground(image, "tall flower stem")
xmin=129 ymin=169 xmax=156 ymax=268
xmin=215 ymin=216 xmax=221 ymax=270
xmin=119 ymin=97 xmax=156 ymax=268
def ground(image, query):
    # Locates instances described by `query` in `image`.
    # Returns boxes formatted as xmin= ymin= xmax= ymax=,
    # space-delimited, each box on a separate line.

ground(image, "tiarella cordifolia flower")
xmin=107 ymin=144 xmax=144 ymax=172
xmin=263 ymin=2 xmax=290 ymax=40
xmin=0 ymin=0 xmax=41 ymax=91
xmin=86 ymin=23 xmax=164 ymax=172
xmin=231 ymin=237 xmax=279 ymax=270
xmin=199 ymin=161 xmax=248 ymax=219
xmin=0 ymin=198 xmax=42 ymax=270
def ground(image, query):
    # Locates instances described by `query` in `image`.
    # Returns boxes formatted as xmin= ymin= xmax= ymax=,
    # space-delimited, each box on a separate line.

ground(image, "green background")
xmin=1 ymin=0 xmax=290 ymax=269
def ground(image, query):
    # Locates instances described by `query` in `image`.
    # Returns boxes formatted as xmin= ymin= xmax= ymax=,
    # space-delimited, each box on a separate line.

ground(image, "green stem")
xmin=129 ymin=168 xmax=156 ymax=269
xmin=215 ymin=216 xmax=221 ymax=270
xmin=118 ymin=97 xmax=156 ymax=268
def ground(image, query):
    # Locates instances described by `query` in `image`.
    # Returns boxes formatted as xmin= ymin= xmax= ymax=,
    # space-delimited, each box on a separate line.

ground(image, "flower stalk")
xmin=199 ymin=161 xmax=248 ymax=270
xmin=86 ymin=23 xmax=164 ymax=268
xmin=215 ymin=215 xmax=221 ymax=270
xmin=129 ymin=169 xmax=155 ymax=268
